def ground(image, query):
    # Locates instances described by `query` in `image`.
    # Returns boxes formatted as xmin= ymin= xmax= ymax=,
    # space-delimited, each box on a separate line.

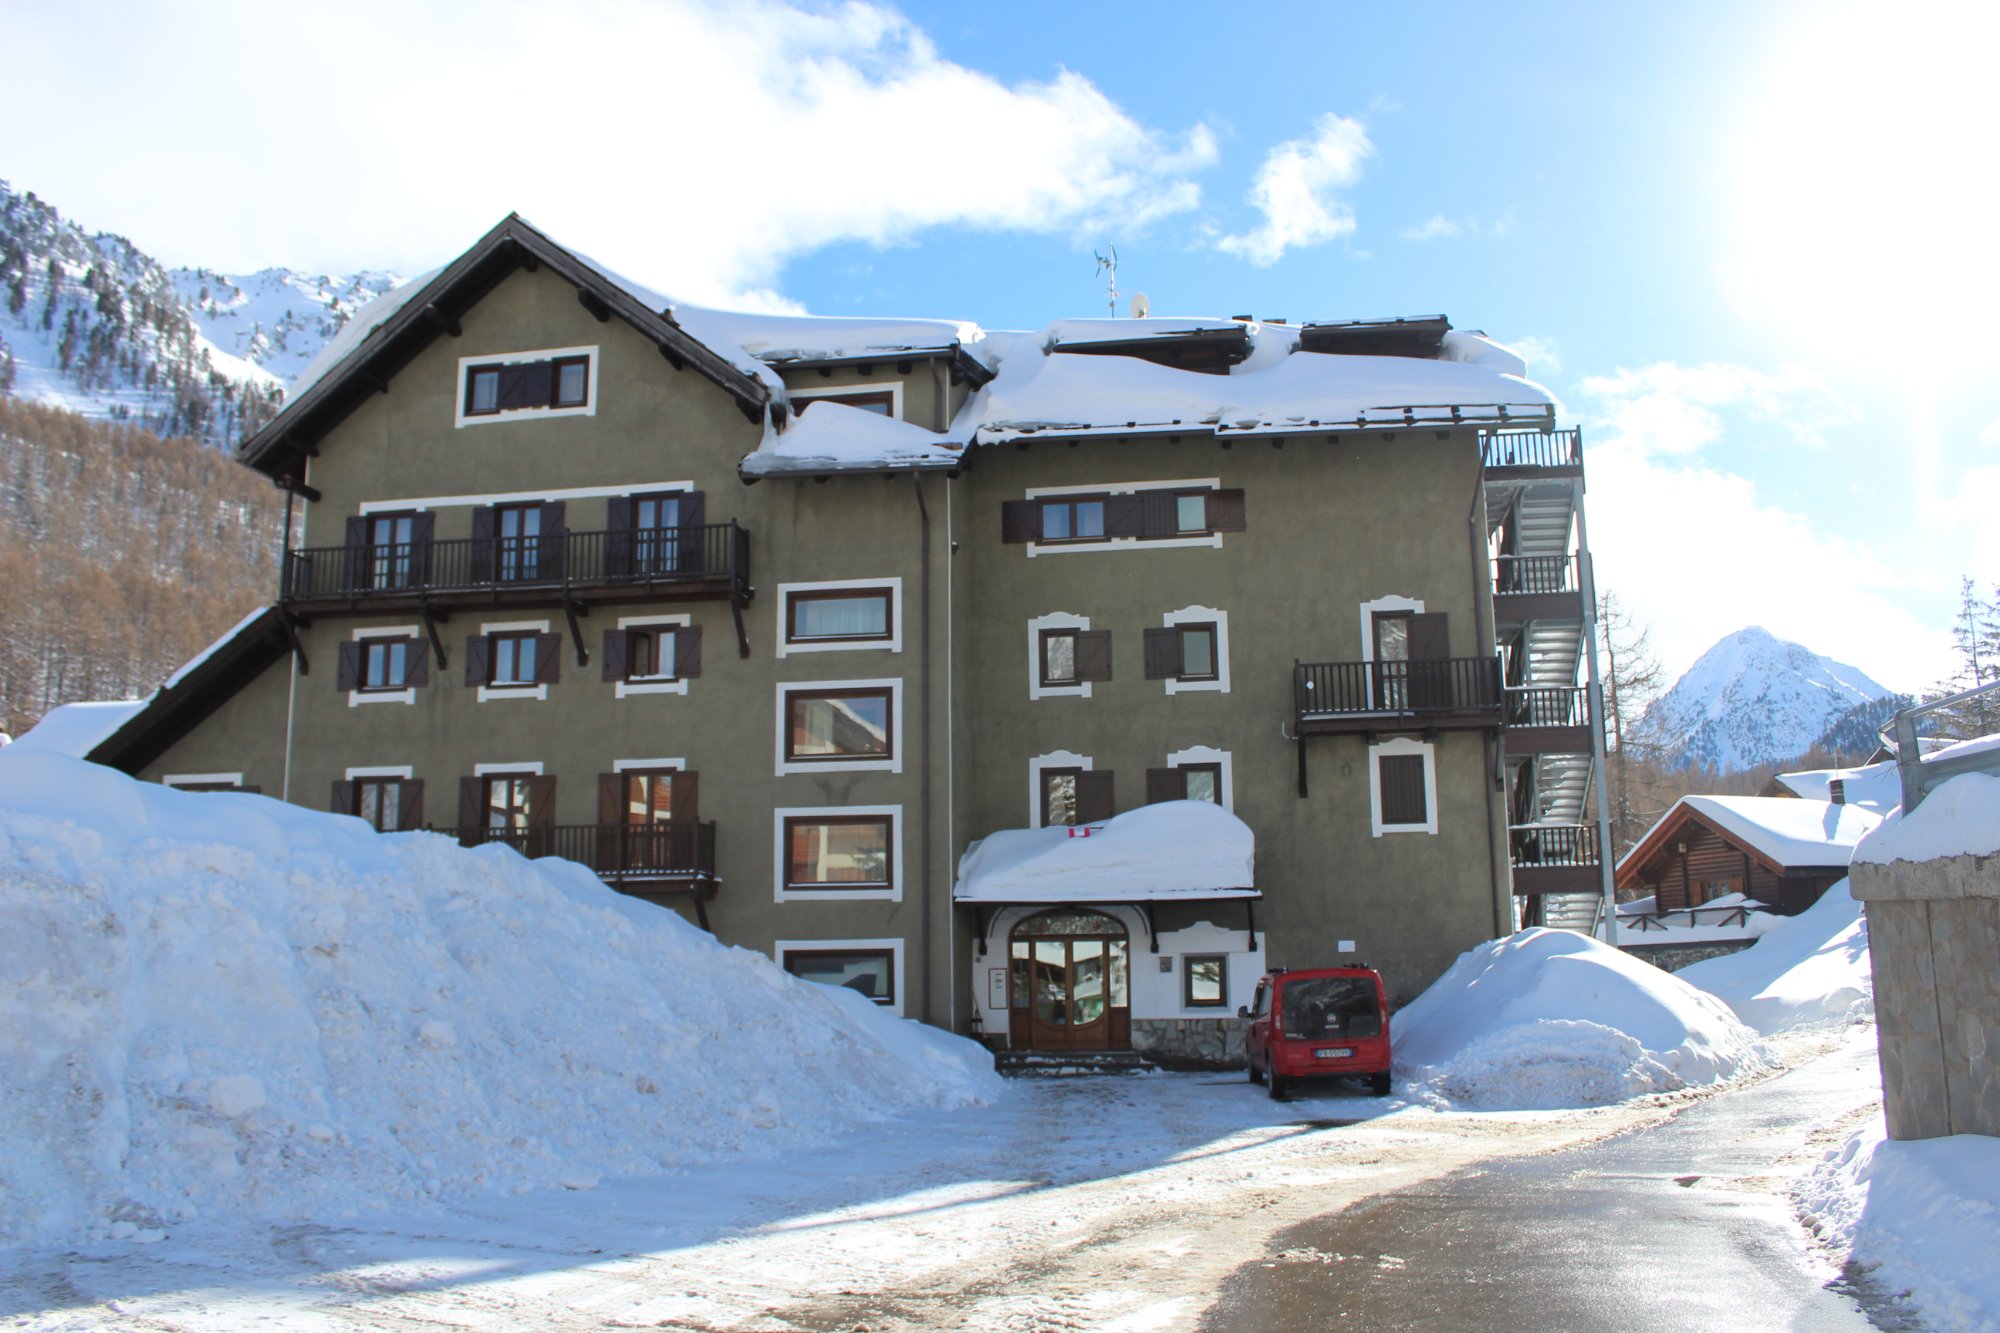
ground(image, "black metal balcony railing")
xmin=1508 ymin=823 xmax=1599 ymax=869
xmin=1504 ymin=686 xmax=1589 ymax=728
xmin=283 ymin=524 xmax=749 ymax=603
xmin=1295 ymin=657 xmax=1502 ymax=718
xmin=453 ymin=821 xmax=717 ymax=883
xmin=1493 ymin=553 xmax=1579 ymax=596
xmin=1482 ymin=427 xmax=1582 ymax=471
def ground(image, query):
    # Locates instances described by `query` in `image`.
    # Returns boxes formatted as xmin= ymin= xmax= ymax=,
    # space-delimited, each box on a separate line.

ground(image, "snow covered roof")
xmin=740 ymin=401 xmax=963 ymax=477
xmin=6 ymin=700 xmax=148 ymax=758
xmin=1853 ymin=772 xmax=2000 ymax=865
xmin=953 ymin=801 xmax=1256 ymax=904
xmin=1769 ymin=760 xmax=1903 ymax=815
xmin=1618 ymin=795 xmax=1882 ymax=883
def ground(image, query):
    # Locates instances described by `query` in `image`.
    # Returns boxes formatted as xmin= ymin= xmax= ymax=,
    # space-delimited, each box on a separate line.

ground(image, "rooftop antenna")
xmin=1093 ymin=245 xmax=1118 ymax=316
xmin=1130 ymin=291 xmax=1150 ymax=320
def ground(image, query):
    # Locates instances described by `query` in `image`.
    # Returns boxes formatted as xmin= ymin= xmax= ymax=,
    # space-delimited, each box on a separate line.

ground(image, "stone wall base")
xmin=1132 ymin=1018 xmax=1243 ymax=1068
xmin=1618 ymin=939 xmax=1757 ymax=973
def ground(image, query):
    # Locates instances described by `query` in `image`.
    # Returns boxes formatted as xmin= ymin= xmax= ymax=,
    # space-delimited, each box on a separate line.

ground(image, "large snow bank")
xmin=0 ymin=751 xmax=998 ymax=1245
xmin=1393 ymin=929 xmax=1770 ymax=1109
xmin=1797 ymin=1113 xmax=2000 ymax=1333
xmin=954 ymin=801 xmax=1255 ymax=903
xmin=1676 ymin=879 xmax=1872 ymax=1034
xmin=6 ymin=700 xmax=146 ymax=758
xmin=1854 ymin=771 xmax=2000 ymax=864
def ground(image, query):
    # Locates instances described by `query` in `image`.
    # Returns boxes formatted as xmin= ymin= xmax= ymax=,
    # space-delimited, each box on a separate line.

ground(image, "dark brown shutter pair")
xmin=1075 ymin=771 xmax=1116 ymax=824
xmin=335 ymin=637 xmax=425 ymax=691
xmin=1378 ymin=754 xmax=1428 ymax=825
xmin=598 ymin=625 xmax=703 ymax=681
xmin=596 ymin=771 xmax=701 ymax=822
xmin=328 ymin=777 xmax=425 ymax=830
xmin=1001 ymin=489 xmax=1246 ymax=542
xmin=1073 ymin=630 xmax=1113 ymax=682
xmin=1143 ymin=627 xmax=1181 ymax=679
xmin=495 ymin=360 xmax=555 ymax=410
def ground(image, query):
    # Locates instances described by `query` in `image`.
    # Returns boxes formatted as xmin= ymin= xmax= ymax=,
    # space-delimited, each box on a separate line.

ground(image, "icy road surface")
xmin=3 ymin=1032 xmax=1871 ymax=1332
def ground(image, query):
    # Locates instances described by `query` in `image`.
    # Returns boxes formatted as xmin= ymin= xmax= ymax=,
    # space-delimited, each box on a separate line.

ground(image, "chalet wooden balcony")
xmin=282 ymin=523 xmax=750 ymax=613
xmin=453 ymin=821 xmax=718 ymax=899
xmin=1509 ymin=823 xmax=1602 ymax=896
xmin=1481 ymin=427 xmax=1582 ymax=477
xmin=1294 ymin=657 xmax=1502 ymax=735
xmin=1492 ymin=553 xmax=1584 ymax=624
xmin=1503 ymin=685 xmax=1594 ymax=756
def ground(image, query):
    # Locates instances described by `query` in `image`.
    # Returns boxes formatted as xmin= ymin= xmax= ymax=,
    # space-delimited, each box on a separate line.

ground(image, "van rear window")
xmin=1280 ymin=977 xmax=1379 ymax=1040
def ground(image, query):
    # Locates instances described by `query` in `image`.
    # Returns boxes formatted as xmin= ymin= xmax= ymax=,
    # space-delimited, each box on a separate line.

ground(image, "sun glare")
xmin=1725 ymin=2 xmax=2000 ymax=376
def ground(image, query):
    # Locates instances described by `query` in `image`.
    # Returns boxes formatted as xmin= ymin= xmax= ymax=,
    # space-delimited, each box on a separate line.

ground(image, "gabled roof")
xmin=236 ymin=215 xmax=772 ymax=484
xmin=85 ymin=606 xmax=292 ymax=775
xmin=1615 ymin=794 xmax=1881 ymax=888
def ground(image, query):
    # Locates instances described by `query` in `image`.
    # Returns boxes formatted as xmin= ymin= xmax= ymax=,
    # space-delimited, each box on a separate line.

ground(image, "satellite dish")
xmin=1130 ymin=291 xmax=1150 ymax=319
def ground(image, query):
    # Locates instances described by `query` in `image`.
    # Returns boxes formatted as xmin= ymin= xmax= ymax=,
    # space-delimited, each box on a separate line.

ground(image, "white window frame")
xmin=473 ymin=761 xmax=543 ymax=777
xmin=1359 ymin=594 xmax=1426 ymax=660
xmin=775 ymin=678 xmax=904 ymax=776
xmin=775 ymin=937 xmax=906 ymax=1016
xmin=787 ymin=382 xmax=905 ymax=420
xmin=1027 ymin=749 xmax=1093 ymax=828
xmin=1165 ymin=745 xmax=1235 ymax=812
xmin=776 ymin=577 xmax=903 ymax=658
xmin=612 ymin=757 xmax=686 ymax=773
xmin=773 ymin=805 xmax=903 ymax=903
xmin=614 ymin=613 xmax=691 ymax=698
xmin=476 ymin=619 xmax=551 ymax=702
xmin=1160 ymin=605 xmax=1230 ymax=695
xmin=344 ymin=764 xmax=414 ymax=780
xmin=1027 ymin=611 xmax=1094 ymax=701
xmin=1022 ymin=477 xmax=1226 ymax=557
xmin=1369 ymin=736 xmax=1439 ymax=836
xmin=358 ymin=480 xmax=693 ymax=516
xmin=163 ymin=772 xmax=244 ymax=789
xmin=454 ymin=344 xmax=600 ymax=429
xmin=348 ymin=624 xmax=420 ymax=707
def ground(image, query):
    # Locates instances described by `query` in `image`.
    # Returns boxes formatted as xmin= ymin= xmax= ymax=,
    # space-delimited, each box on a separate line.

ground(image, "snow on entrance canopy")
xmin=953 ymin=801 xmax=1255 ymax=904
xmin=740 ymin=401 xmax=963 ymax=477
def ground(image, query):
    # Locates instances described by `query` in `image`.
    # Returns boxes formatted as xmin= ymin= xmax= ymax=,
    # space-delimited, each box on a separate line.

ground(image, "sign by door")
xmin=987 ymin=967 xmax=1007 ymax=1009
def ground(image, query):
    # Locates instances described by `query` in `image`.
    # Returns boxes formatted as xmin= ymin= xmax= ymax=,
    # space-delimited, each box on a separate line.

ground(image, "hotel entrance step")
xmin=994 ymin=1049 xmax=1163 ymax=1078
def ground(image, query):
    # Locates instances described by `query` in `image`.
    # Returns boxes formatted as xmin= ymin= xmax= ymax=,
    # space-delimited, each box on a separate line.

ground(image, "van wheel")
xmin=1370 ymin=1071 xmax=1392 ymax=1097
xmin=1268 ymin=1068 xmax=1288 ymax=1101
xmin=1248 ymin=1058 xmax=1263 ymax=1085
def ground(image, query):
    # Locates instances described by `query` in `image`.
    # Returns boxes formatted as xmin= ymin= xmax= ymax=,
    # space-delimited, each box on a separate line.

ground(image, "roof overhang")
xmin=765 ymin=344 xmax=995 ymax=388
xmin=87 ymin=606 xmax=292 ymax=776
xmin=1299 ymin=316 xmax=1452 ymax=359
xmin=1051 ymin=324 xmax=1252 ymax=375
xmin=236 ymin=215 xmax=772 ymax=485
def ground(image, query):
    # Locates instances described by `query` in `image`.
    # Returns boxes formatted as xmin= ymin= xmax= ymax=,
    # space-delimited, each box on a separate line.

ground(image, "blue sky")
xmin=6 ymin=0 xmax=1994 ymax=693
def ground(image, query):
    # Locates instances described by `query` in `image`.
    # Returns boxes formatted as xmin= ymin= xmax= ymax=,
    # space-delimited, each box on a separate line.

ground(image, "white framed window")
xmin=1027 ymin=611 xmax=1095 ymax=700
xmin=1369 ymin=736 xmax=1438 ymax=836
xmin=788 ymin=382 xmax=905 ymax=420
xmin=1022 ymin=477 xmax=1229 ymax=557
xmin=349 ymin=625 xmax=420 ymax=707
xmin=476 ymin=619 xmax=551 ymax=702
xmin=773 ymin=805 xmax=902 ymax=903
xmin=1166 ymin=745 xmax=1235 ymax=811
xmin=775 ymin=678 xmax=903 ymax=775
xmin=472 ymin=761 xmax=544 ymax=776
xmin=777 ymin=578 xmax=903 ymax=657
xmin=614 ymin=613 xmax=692 ymax=698
xmin=455 ymin=345 xmax=599 ymax=428
xmin=776 ymin=937 xmax=906 ymax=1015
xmin=1028 ymin=749 xmax=1093 ymax=828
xmin=1153 ymin=606 xmax=1231 ymax=695
xmin=1359 ymin=594 xmax=1426 ymax=660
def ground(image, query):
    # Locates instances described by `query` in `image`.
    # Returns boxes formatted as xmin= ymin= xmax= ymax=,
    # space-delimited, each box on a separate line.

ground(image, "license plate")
xmin=1315 ymin=1047 xmax=1353 ymax=1059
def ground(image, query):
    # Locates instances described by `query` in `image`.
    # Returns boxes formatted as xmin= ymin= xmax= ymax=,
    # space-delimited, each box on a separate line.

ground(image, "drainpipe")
xmin=913 ymin=474 xmax=935 ymax=1024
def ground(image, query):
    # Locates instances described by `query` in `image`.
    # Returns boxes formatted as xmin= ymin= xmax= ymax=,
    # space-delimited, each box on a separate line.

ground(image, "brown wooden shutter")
xmin=1408 ymin=612 xmax=1452 ymax=709
xmin=672 ymin=770 xmax=699 ymax=822
xmin=601 ymin=629 xmax=629 ymax=682
xmin=464 ymin=634 xmax=490 ymax=686
xmin=1379 ymin=755 xmax=1427 ymax=825
xmin=407 ymin=511 xmax=436 ymax=585
xmin=1000 ymin=499 xmax=1038 ymax=543
xmin=341 ymin=516 xmax=368 ymax=593
xmin=497 ymin=360 xmax=553 ymax=410
xmin=1105 ymin=493 xmax=1144 ymax=538
xmin=1140 ymin=491 xmax=1179 ymax=538
xmin=470 ymin=506 xmax=497 ymax=582
xmin=397 ymin=779 xmax=425 ymax=831
xmin=1075 ymin=771 xmax=1116 ymax=824
xmin=533 ymin=632 xmax=563 ymax=684
xmin=458 ymin=776 xmax=484 ymax=838
xmin=1409 ymin=613 xmax=1450 ymax=660
xmin=335 ymin=641 xmax=362 ymax=692
xmin=1207 ymin=488 xmax=1247 ymax=532
xmin=1146 ymin=768 xmax=1183 ymax=805
xmin=344 ymin=516 xmax=368 ymax=550
xmin=598 ymin=773 xmax=623 ymax=825
xmin=537 ymin=501 xmax=567 ymax=579
xmin=329 ymin=779 xmax=355 ymax=815
xmin=525 ymin=775 xmax=557 ymax=826
xmin=606 ymin=496 xmax=634 ymax=577
xmin=1075 ymin=629 xmax=1113 ymax=682
xmin=678 ymin=491 xmax=707 ymax=575
xmin=403 ymin=637 xmax=429 ymax=686
xmin=1144 ymin=627 xmax=1180 ymax=679
xmin=673 ymin=624 xmax=703 ymax=679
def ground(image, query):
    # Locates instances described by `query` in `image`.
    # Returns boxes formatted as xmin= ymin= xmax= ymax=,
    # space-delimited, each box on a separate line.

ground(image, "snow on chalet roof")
xmin=1623 ymin=796 xmax=1882 ymax=874
xmin=740 ymin=401 xmax=962 ymax=476
xmin=6 ymin=700 xmax=148 ymax=759
xmin=953 ymin=801 xmax=1256 ymax=904
xmin=288 ymin=267 xmax=441 ymax=400
xmin=1771 ymin=760 xmax=1904 ymax=815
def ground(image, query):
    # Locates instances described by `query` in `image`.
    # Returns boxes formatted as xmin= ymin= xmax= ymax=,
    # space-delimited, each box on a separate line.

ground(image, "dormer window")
xmin=456 ymin=347 xmax=598 ymax=427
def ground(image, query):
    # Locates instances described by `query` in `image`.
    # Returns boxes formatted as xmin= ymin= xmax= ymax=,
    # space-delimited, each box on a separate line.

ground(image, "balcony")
xmin=1492 ymin=553 xmax=1583 ymax=624
xmin=1294 ymin=657 xmax=1502 ymax=736
xmin=454 ymin=821 xmax=719 ymax=911
xmin=1503 ymin=685 xmax=1593 ymax=756
xmin=283 ymin=523 xmax=750 ymax=613
xmin=1481 ymin=427 xmax=1582 ymax=477
xmin=1509 ymin=823 xmax=1602 ymax=895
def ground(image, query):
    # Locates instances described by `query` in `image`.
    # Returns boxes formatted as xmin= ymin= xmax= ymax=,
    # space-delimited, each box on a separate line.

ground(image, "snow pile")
xmin=0 ymin=750 xmax=999 ymax=1245
xmin=1676 ymin=879 xmax=1873 ymax=1033
xmin=1796 ymin=1113 xmax=2000 ymax=1332
xmin=954 ymin=801 xmax=1255 ymax=903
xmin=742 ymin=400 xmax=963 ymax=476
xmin=1393 ymin=929 xmax=1770 ymax=1109
xmin=5 ymin=699 xmax=147 ymax=759
xmin=1854 ymin=771 xmax=2000 ymax=864
xmin=1616 ymin=890 xmax=1781 ymax=943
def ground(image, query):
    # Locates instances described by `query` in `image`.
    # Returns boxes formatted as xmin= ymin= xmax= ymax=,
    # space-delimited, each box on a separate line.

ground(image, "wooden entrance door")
xmin=1007 ymin=910 xmax=1131 ymax=1051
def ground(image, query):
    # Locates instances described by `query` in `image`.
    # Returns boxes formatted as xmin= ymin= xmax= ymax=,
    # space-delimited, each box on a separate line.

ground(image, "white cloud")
xmin=0 ymin=0 xmax=1217 ymax=308
xmin=1401 ymin=206 xmax=1515 ymax=243
xmin=1402 ymin=215 xmax=1463 ymax=242
xmin=1216 ymin=115 xmax=1373 ymax=266
xmin=1504 ymin=335 xmax=1562 ymax=375
xmin=1579 ymin=363 xmax=1951 ymax=693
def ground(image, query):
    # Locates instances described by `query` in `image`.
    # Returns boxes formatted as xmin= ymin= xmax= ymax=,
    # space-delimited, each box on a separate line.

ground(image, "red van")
xmin=1241 ymin=966 xmax=1393 ymax=1099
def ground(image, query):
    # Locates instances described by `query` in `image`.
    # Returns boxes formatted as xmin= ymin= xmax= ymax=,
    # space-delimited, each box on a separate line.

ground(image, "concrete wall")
xmin=1850 ymin=855 xmax=2000 ymax=1139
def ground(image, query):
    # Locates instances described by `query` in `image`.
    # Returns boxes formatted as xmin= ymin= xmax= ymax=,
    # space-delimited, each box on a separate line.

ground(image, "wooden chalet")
xmin=1614 ymin=794 xmax=1881 ymax=916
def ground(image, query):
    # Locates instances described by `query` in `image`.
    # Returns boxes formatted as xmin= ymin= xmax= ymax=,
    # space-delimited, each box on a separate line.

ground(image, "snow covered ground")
xmin=1678 ymin=879 xmax=1873 ymax=1034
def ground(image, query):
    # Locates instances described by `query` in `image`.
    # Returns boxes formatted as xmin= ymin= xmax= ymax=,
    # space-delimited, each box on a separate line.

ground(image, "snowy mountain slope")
xmin=1640 ymin=627 xmax=1893 ymax=773
xmin=0 ymin=181 xmax=398 ymax=448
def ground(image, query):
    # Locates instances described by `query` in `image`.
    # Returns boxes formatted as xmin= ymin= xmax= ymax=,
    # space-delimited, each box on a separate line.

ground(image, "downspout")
xmin=945 ymin=472 xmax=958 ymax=1031
xmin=281 ymin=463 xmax=308 ymax=803
xmin=1466 ymin=438 xmax=1508 ymax=936
xmin=916 ymin=472 xmax=936 ymax=1020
